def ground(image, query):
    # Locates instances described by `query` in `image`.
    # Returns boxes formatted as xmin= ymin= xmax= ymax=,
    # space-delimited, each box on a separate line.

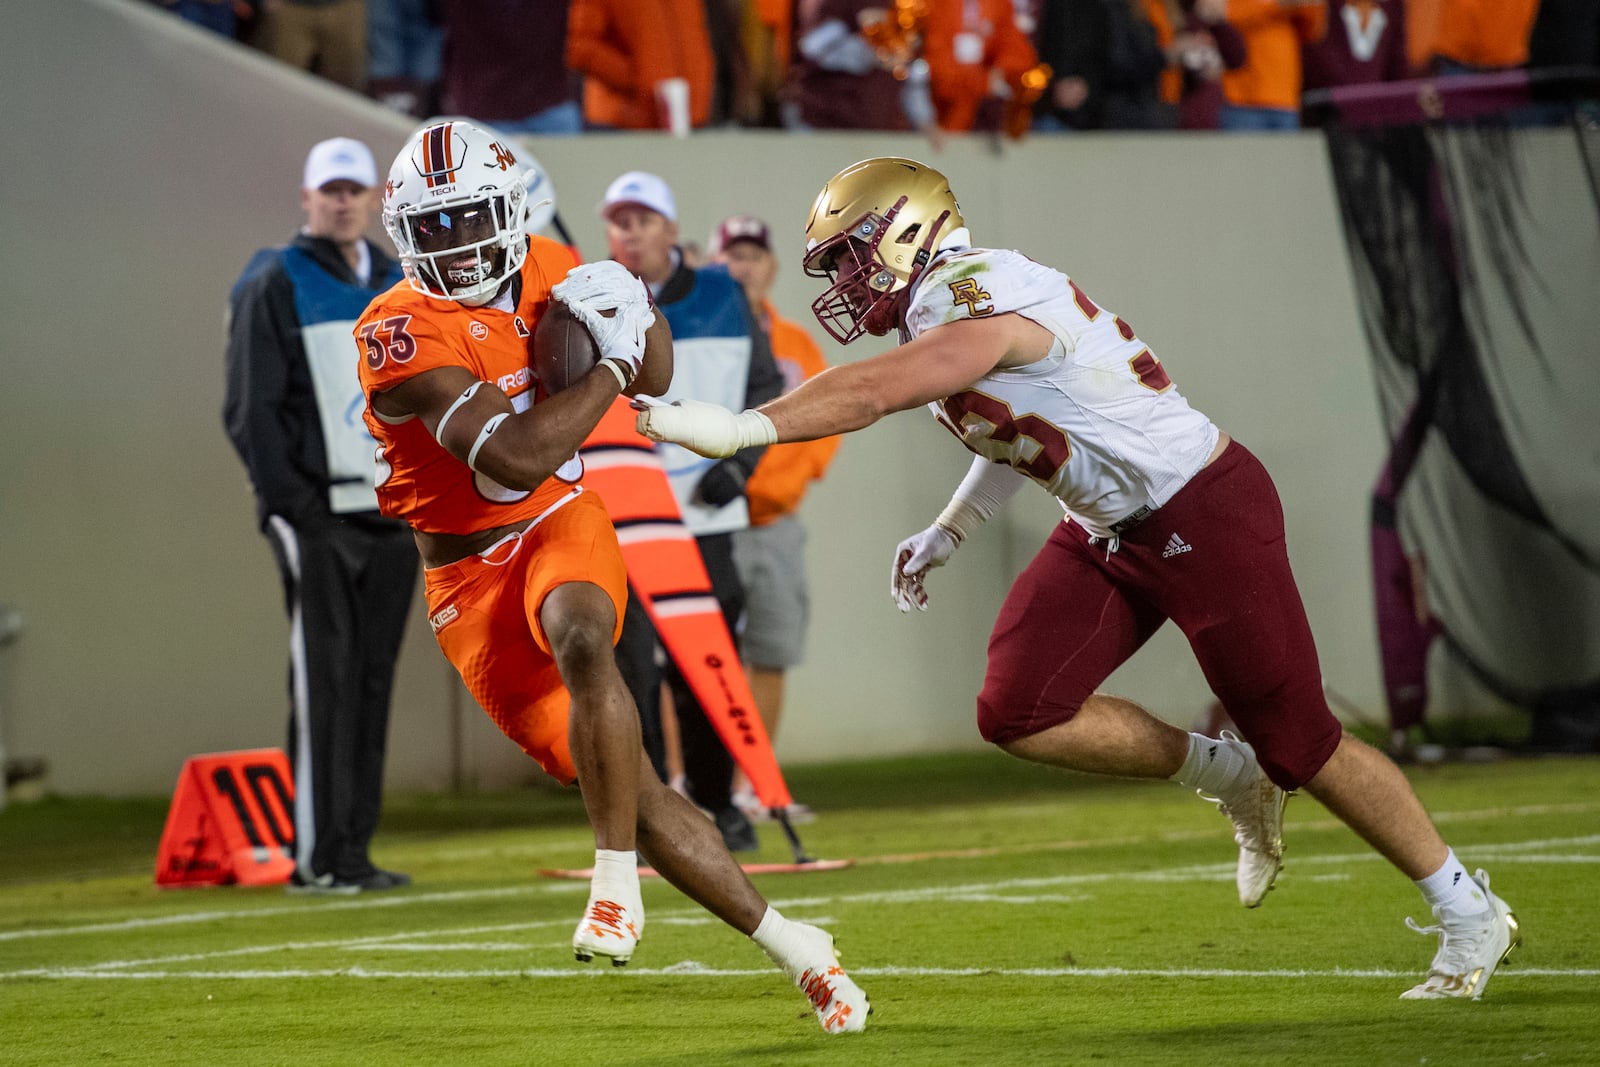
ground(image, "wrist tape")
xmin=934 ymin=497 xmax=986 ymax=546
xmin=599 ymin=358 xmax=633 ymax=391
xmin=737 ymin=409 xmax=778 ymax=450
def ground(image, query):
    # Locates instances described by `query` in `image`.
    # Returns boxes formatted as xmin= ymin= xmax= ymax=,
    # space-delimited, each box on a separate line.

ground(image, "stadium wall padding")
xmin=0 ymin=0 xmax=1385 ymax=793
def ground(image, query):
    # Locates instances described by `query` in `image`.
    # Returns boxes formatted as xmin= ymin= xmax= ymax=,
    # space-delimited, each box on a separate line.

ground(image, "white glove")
xmin=552 ymin=262 xmax=654 ymax=379
xmin=890 ymin=524 xmax=959 ymax=613
xmin=583 ymin=301 xmax=654 ymax=380
xmin=633 ymin=397 xmax=776 ymax=458
xmin=553 ymin=260 xmax=649 ymax=314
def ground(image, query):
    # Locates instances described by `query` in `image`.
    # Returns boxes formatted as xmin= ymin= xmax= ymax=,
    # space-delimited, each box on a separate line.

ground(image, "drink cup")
xmin=655 ymin=77 xmax=691 ymax=137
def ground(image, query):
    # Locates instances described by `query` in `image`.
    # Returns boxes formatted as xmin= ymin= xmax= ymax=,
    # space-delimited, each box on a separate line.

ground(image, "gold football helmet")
xmin=803 ymin=157 xmax=964 ymax=343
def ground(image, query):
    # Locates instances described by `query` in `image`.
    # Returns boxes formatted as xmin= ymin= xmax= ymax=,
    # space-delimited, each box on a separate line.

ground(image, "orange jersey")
xmin=566 ymin=0 xmax=715 ymax=129
xmin=1222 ymin=0 xmax=1328 ymax=111
xmin=1430 ymin=0 xmax=1537 ymax=70
xmin=921 ymin=0 xmax=1040 ymax=132
xmin=356 ymin=238 xmax=582 ymax=535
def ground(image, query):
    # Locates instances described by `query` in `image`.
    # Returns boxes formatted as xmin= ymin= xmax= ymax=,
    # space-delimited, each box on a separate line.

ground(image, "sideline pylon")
xmin=154 ymin=748 xmax=295 ymax=887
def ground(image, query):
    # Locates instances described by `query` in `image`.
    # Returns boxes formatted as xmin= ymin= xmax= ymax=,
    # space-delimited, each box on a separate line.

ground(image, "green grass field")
xmin=2 ymin=751 xmax=1597 ymax=1066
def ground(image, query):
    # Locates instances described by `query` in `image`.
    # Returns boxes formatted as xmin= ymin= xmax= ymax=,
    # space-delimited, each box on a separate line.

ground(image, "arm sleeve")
xmin=935 ymin=453 xmax=1028 ymax=542
xmin=222 ymin=266 xmax=321 ymax=525
xmin=953 ymin=453 xmax=1026 ymax=517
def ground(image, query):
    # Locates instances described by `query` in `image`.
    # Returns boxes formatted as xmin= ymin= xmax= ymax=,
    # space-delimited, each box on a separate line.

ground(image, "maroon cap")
xmin=708 ymin=214 xmax=771 ymax=256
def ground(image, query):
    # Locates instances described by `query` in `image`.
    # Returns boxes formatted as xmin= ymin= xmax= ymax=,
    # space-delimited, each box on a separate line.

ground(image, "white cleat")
xmin=777 ymin=923 xmax=870 ymax=1034
xmin=1400 ymin=869 xmax=1521 ymax=1000
xmin=572 ymin=897 xmax=642 ymax=967
xmin=1203 ymin=734 xmax=1287 ymax=908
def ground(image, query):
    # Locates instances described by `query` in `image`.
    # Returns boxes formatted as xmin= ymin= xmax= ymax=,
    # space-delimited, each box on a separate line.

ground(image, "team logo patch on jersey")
xmin=949 ymin=278 xmax=994 ymax=318
xmin=429 ymin=604 xmax=459 ymax=633
xmin=470 ymin=321 xmax=489 ymax=341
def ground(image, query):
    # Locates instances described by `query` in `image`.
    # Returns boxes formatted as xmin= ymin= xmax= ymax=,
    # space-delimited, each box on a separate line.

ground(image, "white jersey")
xmin=906 ymin=247 xmax=1219 ymax=538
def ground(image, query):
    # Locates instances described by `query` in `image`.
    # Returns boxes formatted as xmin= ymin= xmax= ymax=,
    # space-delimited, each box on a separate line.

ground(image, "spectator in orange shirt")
xmin=707 ymin=213 xmax=842 ymax=825
xmin=1428 ymin=0 xmax=1539 ymax=74
xmin=922 ymin=0 xmax=1041 ymax=132
xmin=566 ymin=0 xmax=714 ymax=130
xmin=1220 ymin=0 xmax=1327 ymax=130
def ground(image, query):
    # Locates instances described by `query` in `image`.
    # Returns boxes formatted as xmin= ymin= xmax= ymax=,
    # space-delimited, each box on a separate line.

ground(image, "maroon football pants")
xmin=977 ymin=442 xmax=1343 ymax=790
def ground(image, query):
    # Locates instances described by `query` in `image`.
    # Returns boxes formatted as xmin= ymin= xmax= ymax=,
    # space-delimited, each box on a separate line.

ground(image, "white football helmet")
xmin=802 ymin=157 xmax=965 ymax=343
xmin=417 ymin=116 xmax=558 ymax=236
xmin=383 ymin=120 xmax=531 ymax=303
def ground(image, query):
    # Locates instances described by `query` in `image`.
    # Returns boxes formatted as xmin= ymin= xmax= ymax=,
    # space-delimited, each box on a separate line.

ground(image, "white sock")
xmin=1414 ymin=849 xmax=1481 ymax=913
xmin=591 ymin=848 xmax=638 ymax=901
xmin=1171 ymin=732 xmax=1256 ymax=798
xmin=751 ymin=905 xmax=788 ymax=952
xmin=752 ymin=905 xmax=818 ymax=975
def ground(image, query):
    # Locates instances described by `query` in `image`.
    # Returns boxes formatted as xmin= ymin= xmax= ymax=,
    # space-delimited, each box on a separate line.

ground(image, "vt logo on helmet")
xmin=803 ymin=157 xmax=966 ymax=344
xmin=382 ymin=121 xmax=536 ymax=305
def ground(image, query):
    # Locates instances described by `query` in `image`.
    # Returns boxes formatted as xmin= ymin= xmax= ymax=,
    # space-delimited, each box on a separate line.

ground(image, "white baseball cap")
xmin=303 ymin=137 xmax=378 ymax=190
xmin=598 ymin=171 xmax=677 ymax=222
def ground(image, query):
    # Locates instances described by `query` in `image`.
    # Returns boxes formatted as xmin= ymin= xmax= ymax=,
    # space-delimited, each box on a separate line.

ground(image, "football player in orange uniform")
xmin=355 ymin=122 xmax=868 ymax=1033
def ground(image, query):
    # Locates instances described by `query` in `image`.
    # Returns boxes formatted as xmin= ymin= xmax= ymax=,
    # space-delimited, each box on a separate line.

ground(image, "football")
xmin=532 ymin=299 xmax=602 ymax=396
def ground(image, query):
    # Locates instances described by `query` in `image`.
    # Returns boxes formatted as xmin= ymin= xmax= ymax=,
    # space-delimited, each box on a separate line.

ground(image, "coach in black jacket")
xmin=223 ymin=137 xmax=417 ymax=895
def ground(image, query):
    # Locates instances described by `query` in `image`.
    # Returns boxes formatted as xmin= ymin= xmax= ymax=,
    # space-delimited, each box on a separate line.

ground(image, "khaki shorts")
xmin=731 ymin=515 xmax=810 ymax=670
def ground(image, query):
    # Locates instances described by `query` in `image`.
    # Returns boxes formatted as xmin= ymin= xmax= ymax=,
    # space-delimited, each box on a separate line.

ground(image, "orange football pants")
xmin=422 ymin=490 xmax=628 ymax=784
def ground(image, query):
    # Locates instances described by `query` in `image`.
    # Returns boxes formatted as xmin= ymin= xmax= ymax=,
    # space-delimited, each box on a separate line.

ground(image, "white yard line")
xmin=0 ymin=883 xmax=584 ymax=942
xmin=4 ymin=829 xmax=1593 ymax=954
xmin=10 ymin=965 xmax=1599 ymax=981
xmin=860 ymin=816 xmax=1600 ymax=867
